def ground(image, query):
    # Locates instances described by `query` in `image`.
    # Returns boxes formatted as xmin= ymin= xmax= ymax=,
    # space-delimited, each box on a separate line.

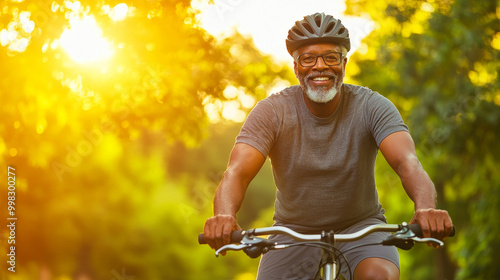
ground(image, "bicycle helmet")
xmin=286 ymin=13 xmax=351 ymax=56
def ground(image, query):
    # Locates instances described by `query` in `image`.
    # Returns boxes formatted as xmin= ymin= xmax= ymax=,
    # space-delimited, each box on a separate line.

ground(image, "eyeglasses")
xmin=297 ymin=52 xmax=343 ymax=67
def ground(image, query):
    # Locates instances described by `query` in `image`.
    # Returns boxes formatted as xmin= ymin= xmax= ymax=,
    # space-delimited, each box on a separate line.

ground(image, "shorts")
xmin=256 ymin=217 xmax=400 ymax=280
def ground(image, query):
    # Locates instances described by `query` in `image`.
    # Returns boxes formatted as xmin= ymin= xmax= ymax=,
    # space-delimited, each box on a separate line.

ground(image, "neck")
xmin=302 ymin=88 xmax=342 ymax=118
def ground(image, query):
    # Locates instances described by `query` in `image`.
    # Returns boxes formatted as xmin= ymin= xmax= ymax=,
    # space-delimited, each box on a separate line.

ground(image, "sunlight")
xmin=59 ymin=15 xmax=113 ymax=63
xmin=109 ymin=3 xmax=129 ymax=21
xmin=0 ymin=11 xmax=35 ymax=53
xmin=102 ymin=3 xmax=130 ymax=21
xmin=191 ymin=0 xmax=374 ymax=62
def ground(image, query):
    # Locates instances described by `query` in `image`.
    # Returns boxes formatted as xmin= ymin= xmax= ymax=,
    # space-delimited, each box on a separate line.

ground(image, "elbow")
xmin=223 ymin=164 xmax=254 ymax=187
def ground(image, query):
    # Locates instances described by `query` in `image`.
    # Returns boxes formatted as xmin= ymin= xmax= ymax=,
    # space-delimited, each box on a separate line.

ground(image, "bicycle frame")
xmin=319 ymin=230 xmax=338 ymax=280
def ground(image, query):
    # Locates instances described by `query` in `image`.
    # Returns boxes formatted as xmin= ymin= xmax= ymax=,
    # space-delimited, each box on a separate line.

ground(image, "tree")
xmin=345 ymin=0 xmax=500 ymax=278
xmin=0 ymin=0 xmax=292 ymax=279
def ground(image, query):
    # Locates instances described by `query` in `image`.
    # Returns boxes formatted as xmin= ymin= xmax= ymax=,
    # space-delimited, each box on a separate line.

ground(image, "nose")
xmin=312 ymin=56 xmax=329 ymax=71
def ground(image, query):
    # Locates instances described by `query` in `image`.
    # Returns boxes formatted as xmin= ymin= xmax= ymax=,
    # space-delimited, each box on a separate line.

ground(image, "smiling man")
xmin=203 ymin=13 xmax=453 ymax=280
xmin=294 ymin=46 xmax=345 ymax=103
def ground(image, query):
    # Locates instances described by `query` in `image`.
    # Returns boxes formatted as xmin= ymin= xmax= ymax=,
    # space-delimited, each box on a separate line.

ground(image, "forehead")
xmin=296 ymin=43 xmax=342 ymax=54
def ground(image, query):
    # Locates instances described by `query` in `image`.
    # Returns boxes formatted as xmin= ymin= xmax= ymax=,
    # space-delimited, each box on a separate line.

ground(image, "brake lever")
xmin=215 ymin=243 xmax=250 ymax=257
xmin=383 ymin=225 xmax=445 ymax=250
xmin=410 ymin=236 xmax=444 ymax=247
xmin=215 ymin=235 xmax=276 ymax=257
xmin=399 ymin=223 xmax=445 ymax=247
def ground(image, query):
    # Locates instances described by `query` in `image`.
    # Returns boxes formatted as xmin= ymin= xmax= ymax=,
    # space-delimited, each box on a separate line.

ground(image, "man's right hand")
xmin=203 ymin=214 xmax=241 ymax=255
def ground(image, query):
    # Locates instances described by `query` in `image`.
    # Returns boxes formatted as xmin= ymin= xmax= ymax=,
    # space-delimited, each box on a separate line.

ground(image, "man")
xmin=203 ymin=13 xmax=453 ymax=280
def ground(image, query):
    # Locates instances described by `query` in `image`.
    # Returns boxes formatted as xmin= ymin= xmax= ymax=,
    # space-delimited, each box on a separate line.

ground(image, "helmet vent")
xmin=301 ymin=23 xmax=314 ymax=34
xmin=338 ymin=27 xmax=346 ymax=34
xmin=314 ymin=14 xmax=322 ymax=27
xmin=325 ymin=22 xmax=335 ymax=33
xmin=292 ymin=26 xmax=305 ymax=37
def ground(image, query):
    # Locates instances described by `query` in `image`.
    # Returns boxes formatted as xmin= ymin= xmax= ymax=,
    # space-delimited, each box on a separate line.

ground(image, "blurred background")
xmin=0 ymin=0 xmax=498 ymax=279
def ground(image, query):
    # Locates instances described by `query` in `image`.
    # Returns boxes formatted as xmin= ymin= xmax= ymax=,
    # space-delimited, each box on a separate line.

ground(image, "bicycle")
xmin=198 ymin=222 xmax=455 ymax=280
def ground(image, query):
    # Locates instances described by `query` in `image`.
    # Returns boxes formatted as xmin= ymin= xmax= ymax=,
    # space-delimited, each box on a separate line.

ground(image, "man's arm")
xmin=203 ymin=143 xmax=266 ymax=252
xmin=379 ymin=131 xmax=453 ymax=242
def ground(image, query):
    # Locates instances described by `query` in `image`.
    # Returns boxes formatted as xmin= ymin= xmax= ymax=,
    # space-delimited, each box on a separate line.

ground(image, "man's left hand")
xmin=410 ymin=208 xmax=453 ymax=247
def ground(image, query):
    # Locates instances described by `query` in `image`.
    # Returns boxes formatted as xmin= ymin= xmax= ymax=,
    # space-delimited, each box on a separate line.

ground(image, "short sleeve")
xmin=236 ymin=98 xmax=280 ymax=158
xmin=365 ymin=93 xmax=409 ymax=147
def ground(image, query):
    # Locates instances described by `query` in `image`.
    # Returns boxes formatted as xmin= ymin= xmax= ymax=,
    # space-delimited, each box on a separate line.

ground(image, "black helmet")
xmin=286 ymin=13 xmax=351 ymax=55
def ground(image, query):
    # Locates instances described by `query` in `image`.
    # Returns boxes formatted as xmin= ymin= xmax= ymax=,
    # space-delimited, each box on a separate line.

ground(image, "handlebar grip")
xmin=198 ymin=230 xmax=245 ymax=245
xmin=408 ymin=224 xmax=456 ymax=237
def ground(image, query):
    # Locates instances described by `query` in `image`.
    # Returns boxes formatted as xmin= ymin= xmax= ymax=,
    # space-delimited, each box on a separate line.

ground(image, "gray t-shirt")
xmin=236 ymin=84 xmax=408 ymax=231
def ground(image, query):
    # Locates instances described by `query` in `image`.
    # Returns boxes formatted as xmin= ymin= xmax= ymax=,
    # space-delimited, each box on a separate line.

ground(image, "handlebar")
xmin=407 ymin=223 xmax=456 ymax=237
xmin=199 ymin=223 xmax=455 ymax=280
xmin=198 ymin=229 xmax=245 ymax=245
xmin=198 ymin=223 xmax=455 ymax=245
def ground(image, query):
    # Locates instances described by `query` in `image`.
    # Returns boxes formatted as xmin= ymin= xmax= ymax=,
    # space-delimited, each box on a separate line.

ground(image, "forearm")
xmin=380 ymin=132 xmax=452 ymax=240
xmin=213 ymin=169 xmax=250 ymax=217
xmin=398 ymin=155 xmax=437 ymax=210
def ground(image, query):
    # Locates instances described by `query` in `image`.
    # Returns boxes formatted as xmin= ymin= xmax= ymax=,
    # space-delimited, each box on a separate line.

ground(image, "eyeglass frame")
xmin=296 ymin=51 xmax=344 ymax=67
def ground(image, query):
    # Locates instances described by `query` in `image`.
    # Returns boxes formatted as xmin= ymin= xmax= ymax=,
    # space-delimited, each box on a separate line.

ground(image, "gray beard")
xmin=304 ymin=84 xmax=338 ymax=103
xmin=301 ymin=73 xmax=340 ymax=103
xmin=299 ymin=69 xmax=344 ymax=103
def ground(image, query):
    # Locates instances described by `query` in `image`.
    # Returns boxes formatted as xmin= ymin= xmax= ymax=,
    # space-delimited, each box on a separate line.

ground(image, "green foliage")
xmin=165 ymin=122 xmax=276 ymax=228
xmin=346 ymin=0 xmax=500 ymax=278
xmin=0 ymin=0 xmax=289 ymax=279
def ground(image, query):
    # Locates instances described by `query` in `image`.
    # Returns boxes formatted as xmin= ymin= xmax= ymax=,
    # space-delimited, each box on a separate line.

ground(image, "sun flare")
xmin=59 ymin=15 xmax=113 ymax=63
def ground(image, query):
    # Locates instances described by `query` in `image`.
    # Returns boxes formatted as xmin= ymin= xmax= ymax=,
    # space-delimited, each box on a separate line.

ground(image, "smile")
xmin=308 ymin=75 xmax=334 ymax=86
xmin=312 ymin=77 xmax=331 ymax=81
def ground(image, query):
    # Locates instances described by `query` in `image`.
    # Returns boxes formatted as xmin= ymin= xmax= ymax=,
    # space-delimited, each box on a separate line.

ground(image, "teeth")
xmin=313 ymin=77 xmax=330 ymax=81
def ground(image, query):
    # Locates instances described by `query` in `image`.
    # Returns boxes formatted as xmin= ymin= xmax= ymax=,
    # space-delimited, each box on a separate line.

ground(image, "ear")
xmin=342 ymin=57 xmax=348 ymax=71
xmin=293 ymin=60 xmax=299 ymax=78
